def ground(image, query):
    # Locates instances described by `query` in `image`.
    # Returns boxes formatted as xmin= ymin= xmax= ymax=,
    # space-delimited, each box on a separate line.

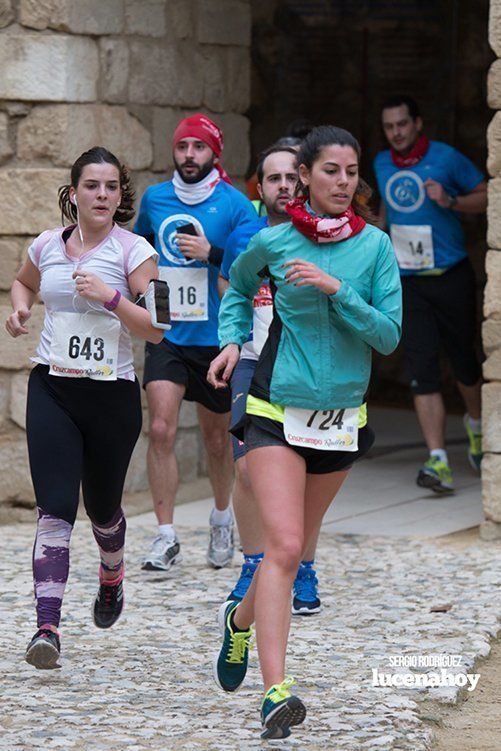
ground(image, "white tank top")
xmin=28 ymin=224 xmax=158 ymax=381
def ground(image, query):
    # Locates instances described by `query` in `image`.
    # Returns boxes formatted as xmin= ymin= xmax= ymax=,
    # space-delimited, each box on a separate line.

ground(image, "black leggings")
xmin=27 ymin=365 xmax=142 ymax=525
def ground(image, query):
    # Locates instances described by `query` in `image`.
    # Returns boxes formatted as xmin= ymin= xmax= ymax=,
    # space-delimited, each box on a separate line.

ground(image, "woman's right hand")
xmin=207 ymin=344 xmax=240 ymax=389
xmin=5 ymin=307 xmax=31 ymax=337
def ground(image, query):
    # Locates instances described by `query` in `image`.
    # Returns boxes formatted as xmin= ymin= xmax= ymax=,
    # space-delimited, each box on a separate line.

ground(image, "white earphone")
xmin=72 ymin=196 xmax=78 ymax=206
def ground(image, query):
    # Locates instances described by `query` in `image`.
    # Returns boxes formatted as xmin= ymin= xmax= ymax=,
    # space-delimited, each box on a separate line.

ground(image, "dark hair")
xmin=381 ymin=95 xmax=420 ymax=121
xmin=284 ymin=118 xmax=315 ymax=140
xmin=58 ymin=146 xmax=135 ymax=226
xmin=275 ymin=136 xmax=302 ymax=149
xmin=296 ymin=125 xmax=376 ymax=223
xmin=256 ymin=145 xmax=298 ymax=184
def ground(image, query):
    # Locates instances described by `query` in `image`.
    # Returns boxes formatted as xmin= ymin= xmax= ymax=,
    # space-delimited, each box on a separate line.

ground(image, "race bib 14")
xmin=390 ymin=224 xmax=435 ymax=270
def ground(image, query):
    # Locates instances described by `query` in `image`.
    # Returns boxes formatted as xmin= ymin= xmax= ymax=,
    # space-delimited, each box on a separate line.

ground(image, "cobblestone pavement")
xmin=1 ymin=512 xmax=500 ymax=751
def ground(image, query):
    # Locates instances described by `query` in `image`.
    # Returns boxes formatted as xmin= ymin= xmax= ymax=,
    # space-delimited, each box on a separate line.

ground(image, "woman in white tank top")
xmin=5 ymin=147 xmax=163 ymax=670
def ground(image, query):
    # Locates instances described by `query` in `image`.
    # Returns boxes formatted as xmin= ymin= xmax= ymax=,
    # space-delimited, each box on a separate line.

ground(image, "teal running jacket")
xmin=218 ymin=222 xmax=402 ymax=410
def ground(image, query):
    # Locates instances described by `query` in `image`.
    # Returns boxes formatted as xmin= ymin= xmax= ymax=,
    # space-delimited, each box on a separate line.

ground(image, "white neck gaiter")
xmin=172 ymin=168 xmax=221 ymax=205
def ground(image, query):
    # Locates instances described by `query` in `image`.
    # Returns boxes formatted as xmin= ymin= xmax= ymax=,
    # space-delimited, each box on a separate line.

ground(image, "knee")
xmin=266 ymin=535 xmax=304 ymax=573
xmin=148 ymin=418 xmax=176 ymax=452
xmin=204 ymin=428 xmax=230 ymax=459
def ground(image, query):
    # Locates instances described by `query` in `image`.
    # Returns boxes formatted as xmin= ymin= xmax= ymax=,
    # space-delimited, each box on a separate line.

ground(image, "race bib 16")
xmin=159 ymin=266 xmax=208 ymax=321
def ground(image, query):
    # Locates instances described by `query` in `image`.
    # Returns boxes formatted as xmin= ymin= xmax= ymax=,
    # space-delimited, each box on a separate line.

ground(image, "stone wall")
xmin=0 ymin=0 xmax=251 ymax=509
xmin=483 ymin=0 xmax=501 ymax=539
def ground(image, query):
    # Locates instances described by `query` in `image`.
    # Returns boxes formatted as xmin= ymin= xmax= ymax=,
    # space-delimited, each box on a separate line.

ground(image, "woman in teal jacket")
xmin=208 ymin=126 xmax=402 ymax=740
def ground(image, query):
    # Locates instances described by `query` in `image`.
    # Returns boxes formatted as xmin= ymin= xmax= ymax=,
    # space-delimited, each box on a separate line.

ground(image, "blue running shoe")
xmin=292 ymin=564 xmax=322 ymax=616
xmin=261 ymin=677 xmax=306 ymax=739
xmin=213 ymin=601 xmax=252 ymax=692
xmin=227 ymin=560 xmax=258 ymax=602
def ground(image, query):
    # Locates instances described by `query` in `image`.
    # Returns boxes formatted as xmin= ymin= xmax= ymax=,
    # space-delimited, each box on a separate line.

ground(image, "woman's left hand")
xmin=72 ymin=270 xmax=115 ymax=304
xmin=284 ymin=259 xmax=341 ymax=295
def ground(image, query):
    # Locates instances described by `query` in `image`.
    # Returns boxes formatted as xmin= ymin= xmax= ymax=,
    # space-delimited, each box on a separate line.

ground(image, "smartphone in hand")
xmin=176 ymin=222 xmax=198 ymax=236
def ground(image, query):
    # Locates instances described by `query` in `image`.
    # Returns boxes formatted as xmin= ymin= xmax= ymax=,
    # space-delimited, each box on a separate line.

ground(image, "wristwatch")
xmin=104 ymin=289 xmax=121 ymax=311
xmin=447 ymin=194 xmax=458 ymax=210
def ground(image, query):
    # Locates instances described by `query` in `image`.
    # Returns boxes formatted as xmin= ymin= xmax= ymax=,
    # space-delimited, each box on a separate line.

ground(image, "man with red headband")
xmin=135 ymin=114 xmax=256 ymax=572
xmin=374 ymin=95 xmax=486 ymax=494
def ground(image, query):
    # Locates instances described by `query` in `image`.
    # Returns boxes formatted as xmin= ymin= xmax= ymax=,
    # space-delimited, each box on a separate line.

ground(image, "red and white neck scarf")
xmin=172 ymin=167 xmax=221 ymax=206
xmin=285 ymin=197 xmax=366 ymax=244
xmin=390 ymin=135 xmax=430 ymax=168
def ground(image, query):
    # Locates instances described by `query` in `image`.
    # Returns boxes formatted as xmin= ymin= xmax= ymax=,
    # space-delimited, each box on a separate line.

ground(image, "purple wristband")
xmin=104 ymin=289 xmax=121 ymax=311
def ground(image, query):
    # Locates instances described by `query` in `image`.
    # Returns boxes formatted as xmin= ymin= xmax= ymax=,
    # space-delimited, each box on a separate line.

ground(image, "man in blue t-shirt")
xmin=134 ymin=114 xmax=256 ymax=571
xmin=374 ymin=95 xmax=486 ymax=493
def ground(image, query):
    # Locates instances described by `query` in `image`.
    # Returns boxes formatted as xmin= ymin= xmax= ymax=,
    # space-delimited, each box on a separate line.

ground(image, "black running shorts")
xmin=401 ymin=259 xmax=482 ymax=395
xmin=143 ymin=339 xmax=231 ymax=414
xmin=231 ymin=413 xmax=374 ymax=474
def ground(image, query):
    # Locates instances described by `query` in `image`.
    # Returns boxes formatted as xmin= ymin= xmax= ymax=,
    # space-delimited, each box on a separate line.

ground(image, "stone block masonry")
xmin=482 ymin=0 xmax=501 ymax=539
xmin=0 ymin=1 xmax=252 ymax=510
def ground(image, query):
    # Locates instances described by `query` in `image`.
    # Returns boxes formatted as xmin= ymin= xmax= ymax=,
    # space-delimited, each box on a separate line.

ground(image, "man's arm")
xmin=218 ymin=274 xmax=229 ymax=298
xmin=424 ymin=179 xmax=487 ymax=214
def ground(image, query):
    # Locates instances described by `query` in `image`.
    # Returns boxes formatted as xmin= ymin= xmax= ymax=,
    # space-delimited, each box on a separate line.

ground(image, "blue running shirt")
xmin=221 ymin=216 xmax=270 ymax=360
xmin=373 ymin=141 xmax=484 ymax=275
xmin=134 ymin=180 xmax=256 ymax=346
xmin=220 ymin=216 xmax=268 ymax=282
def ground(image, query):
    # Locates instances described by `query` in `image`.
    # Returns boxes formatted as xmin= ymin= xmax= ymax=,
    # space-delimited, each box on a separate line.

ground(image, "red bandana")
xmin=390 ymin=135 xmax=430 ymax=168
xmin=285 ymin=197 xmax=366 ymax=244
xmin=172 ymin=114 xmax=232 ymax=184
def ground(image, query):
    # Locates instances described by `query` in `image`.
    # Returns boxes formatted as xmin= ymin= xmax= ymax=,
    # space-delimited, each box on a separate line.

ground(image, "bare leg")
xmin=414 ymin=392 xmax=446 ymax=451
xmin=302 ymin=523 xmax=322 ymax=562
xmin=457 ymin=378 xmax=482 ymax=421
xmin=197 ymin=404 xmax=233 ymax=511
xmin=301 ymin=471 xmax=349 ymax=557
xmin=146 ymin=380 xmax=185 ymax=525
xmin=232 ymin=455 xmax=262 ymax=555
xmin=234 ymin=445 xmax=349 ymax=692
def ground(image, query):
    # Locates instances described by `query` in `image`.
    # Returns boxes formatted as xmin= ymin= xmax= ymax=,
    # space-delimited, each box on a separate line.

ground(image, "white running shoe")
xmin=207 ymin=510 xmax=234 ymax=569
xmin=141 ymin=534 xmax=182 ymax=571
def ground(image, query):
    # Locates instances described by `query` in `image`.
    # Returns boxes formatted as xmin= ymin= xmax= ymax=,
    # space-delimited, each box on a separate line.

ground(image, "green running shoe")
xmin=261 ymin=677 xmax=306 ymax=740
xmin=463 ymin=414 xmax=482 ymax=473
xmin=213 ymin=601 xmax=252 ymax=692
xmin=417 ymin=455 xmax=454 ymax=494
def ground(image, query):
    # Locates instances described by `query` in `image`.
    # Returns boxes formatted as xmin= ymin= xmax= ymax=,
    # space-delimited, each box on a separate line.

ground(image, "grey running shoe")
xmin=141 ymin=534 xmax=182 ymax=571
xmin=25 ymin=628 xmax=61 ymax=670
xmin=207 ymin=510 xmax=234 ymax=569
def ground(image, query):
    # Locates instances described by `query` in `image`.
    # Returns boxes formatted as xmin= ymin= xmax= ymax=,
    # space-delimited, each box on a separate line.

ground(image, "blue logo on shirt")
xmin=385 ymin=170 xmax=425 ymax=214
xmin=157 ymin=213 xmax=205 ymax=266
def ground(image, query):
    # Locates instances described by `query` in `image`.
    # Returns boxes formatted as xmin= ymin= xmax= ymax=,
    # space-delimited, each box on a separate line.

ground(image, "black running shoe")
xmin=93 ymin=578 xmax=124 ymax=629
xmin=25 ymin=628 xmax=61 ymax=670
xmin=261 ymin=677 xmax=306 ymax=739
